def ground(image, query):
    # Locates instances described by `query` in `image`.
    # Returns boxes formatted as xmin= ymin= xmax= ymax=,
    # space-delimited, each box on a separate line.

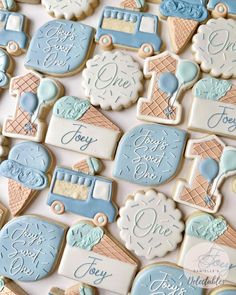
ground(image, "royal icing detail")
xmin=0 ymin=215 xmax=67 ymax=281
xmin=210 ymin=285 xmax=236 ymax=295
xmin=58 ymin=221 xmax=138 ymax=294
xmin=0 ymin=49 xmax=11 ymax=90
xmin=192 ymin=18 xmax=236 ymax=78
xmin=174 ymin=135 xmax=236 ymax=213
xmin=25 ymin=20 xmax=95 ymax=76
xmin=208 ymin=0 xmax=236 ymax=18
xmin=3 ymin=71 xmax=63 ymax=142
xmin=49 ymin=283 xmax=95 ymax=295
xmin=47 ymin=158 xmax=118 ymax=226
xmin=130 ymin=263 xmax=204 ymax=295
xmin=42 ymin=0 xmax=98 ymax=20
xmin=189 ymin=77 xmax=236 ymax=139
xmin=45 ymin=96 xmax=122 ymax=160
xmin=137 ymin=52 xmax=199 ymax=124
xmin=118 ymin=189 xmax=184 ymax=259
xmin=121 ymin=0 xmax=146 ymax=11
xmin=0 ymin=11 xmax=28 ymax=56
xmin=82 ymin=51 xmax=143 ymax=111
xmin=95 ymin=6 xmax=162 ymax=58
xmin=113 ymin=124 xmax=187 ymax=186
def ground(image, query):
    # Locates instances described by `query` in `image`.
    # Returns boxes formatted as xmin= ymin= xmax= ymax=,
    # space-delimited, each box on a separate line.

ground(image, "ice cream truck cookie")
xmin=3 ymin=71 xmax=64 ymax=142
xmin=45 ymin=96 xmax=122 ymax=160
xmin=0 ymin=277 xmax=28 ymax=295
xmin=210 ymin=285 xmax=236 ymax=295
xmin=58 ymin=220 xmax=138 ymax=294
xmin=95 ymin=6 xmax=162 ymax=58
xmin=208 ymin=0 xmax=236 ymax=18
xmin=47 ymin=157 xmax=118 ymax=227
xmin=0 ymin=141 xmax=54 ymax=216
xmin=174 ymin=135 xmax=236 ymax=213
xmin=49 ymin=283 xmax=95 ymax=295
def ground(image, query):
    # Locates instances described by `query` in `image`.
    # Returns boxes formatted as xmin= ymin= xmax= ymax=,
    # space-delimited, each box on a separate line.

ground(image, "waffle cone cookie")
xmin=215 ymin=225 xmax=236 ymax=249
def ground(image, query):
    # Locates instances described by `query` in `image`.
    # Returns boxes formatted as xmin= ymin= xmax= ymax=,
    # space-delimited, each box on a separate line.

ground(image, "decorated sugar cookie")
xmin=0 ymin=203 xmax=7 ymax=229
xmin=49 ymin=283 xmax=95 ymax=295
xmin=58 ymin=220 xmax=138 ymax=294
xmin=42 ymin=0 xmax=98 ymax=20
xmin=0 ymin=0 xmax=16 ymax=10
xmin=48 ymin=157 xmax=118 ymax=226
xmin=0 ymin=11 xmax=28 ymax=56
xmin=0 ymin=277 xmax=28 ymax=295
xmin=45 ymin=96 xmax=122 ymax=160
xmin=0 ymin=142 xmax=53 ymax=216
xmin=120 ymin=0 xmax=146 ymax=11
xmin=208 ymin=0 xmax=236 ymax=18
xmin=130 ymin=263 xmax=204 ymax=295
xmin=178 ymin=212 xmax=236 ymax=285
xmin=0 ymin=49 xmax=12 ymax=90
xmin=189 ymin=77 xmax=236 ymax=139
xmin=113 ymin=124 xmax=187 ymax=186
xmin=210 ymin=285 xmax=236 ymax=295
xmin=174 ymin=135 xmax=236 ymax=213
xmin=82 ymin=51 xmax=143 ymax=111
xmin=0 ymin=128 xmax=9 ymax=163
xmin=159 ymin=0 xmax=208 ymax=53
xmin=192 ymin=18 xmax=236 ymax=78
xmin=137 ymin=51 xmax=199 ymax=124
xmin=25 ymin=20 xmax=95 ymax=76
xmin=118 ymin=189 xmax=184 ymax=259
xmin=95 ymin=6 xmax=162 ymax=58
xmin=0 ymin=215 xmax=67 ymax=281
xmin=3 ymin=71 xmax=63 ymax=142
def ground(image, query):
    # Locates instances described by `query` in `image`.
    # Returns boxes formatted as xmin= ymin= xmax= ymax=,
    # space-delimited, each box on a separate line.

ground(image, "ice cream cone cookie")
xmin=0 ymin=277 xmax=28 ymax=295
xmin=58 ymin=220 xmax=138 ymax=294
xmin=208 ymin=0 xmax=236 ymax=19
xmin=47 ymin=158 xmax=118 ymax=226
xmin=0 ymin=202 xmax=8 ymax=229
xmin=192 ymin=18 xmax=236 ymax=78
xmin=159 ymin=0 xmax=208 ymax=53
xmin=3 ymin=71 xmax=64 ymax=142
xmin=210 ymin=285 xmax=236 ymax=295
xmin=0 ymin=141 xmax=53 ymax=216
xmin=45 ymin=96 xmax=122 ymax=160
xmin=118 ymin=189 xmax=184 ymax=259
xmin=0 ymin=129 xmax=9 ymax=163
xmin=137 ymin=51 xmax=199 ymax=125
xmin=174 ymin=135 xmax=236 ymax=213
xmin=49 ymin=283 xmax=96 ymax=295
xmin=120 ymin=0 xmax=146 ymax=11
xmin=189 ymin=78 xmax=236 ymax=139
xmin=178 ymin=212 xmax=236 ymax=285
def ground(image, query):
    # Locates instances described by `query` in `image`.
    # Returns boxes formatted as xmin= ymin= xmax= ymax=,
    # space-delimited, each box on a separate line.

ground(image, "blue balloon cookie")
xmin=113 ymin=124 xmax=187 ymax=186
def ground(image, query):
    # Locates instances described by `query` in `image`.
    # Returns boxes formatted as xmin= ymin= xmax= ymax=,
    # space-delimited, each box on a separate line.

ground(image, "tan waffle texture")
xmin=220 ymin=84 xmax=236 ymax=104
xmin=121 ymin=0 xmax=139 ymax=9
xmin=72 ymin=160 xmax=90 ymax=174
xmin=168 ymin=17 xmax=198 ymax=53
xmin=191 ymin=139 xmax=224 ymax=161
xmin=215 ymin=226 xmax=236 ymax=249
xmin=11 ymin=72 xmax=40 ymax=95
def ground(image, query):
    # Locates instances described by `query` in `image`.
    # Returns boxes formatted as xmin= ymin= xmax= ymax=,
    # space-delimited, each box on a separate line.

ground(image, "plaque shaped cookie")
xmin=42 ymin=0 xmax=98 ymax=20
xmin=0 ymin=277 xmax=28 ymax=295
xmin=82 ymin=51 xmax=143 ymax=111
xmin=130 ymin=263 xmax=204 ymax=295
xmin=58 ymin=220 xmax=138 ymax=294
xmin=45 ymin=96 xmax=122 ymax=160
xmin=113 ymin=124 xmax=187 ymax=186
xmin=192 ymin=18 xmax=236 ymax=78
xmin=189 ymin=77 xmax=236 ymax=139
xmin=0 ymin=215 xmax=67 ymax=281
xmin=118 ymin=189 xmax=184 ymax=259
xmin=137 ymin=51 xmax=199 ymax=124
xmin=3 ymin=71 xmax=63 ymax=142
xmin=25 ymin=20 xmax=95 ymax=76
xmin=49 ymin=283 xmax=95 ymax=295
xmin=179 ymin=212 xmax=236 ymax=285
xmin=208 ymin=0 xmax=236 ymax=18
xmin=174 ymin=135 xmax=236 ymax=213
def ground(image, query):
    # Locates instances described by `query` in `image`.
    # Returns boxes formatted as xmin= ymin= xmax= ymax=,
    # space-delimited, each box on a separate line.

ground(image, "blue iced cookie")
xmin=208 ymin=0 xmax=236 ymax=18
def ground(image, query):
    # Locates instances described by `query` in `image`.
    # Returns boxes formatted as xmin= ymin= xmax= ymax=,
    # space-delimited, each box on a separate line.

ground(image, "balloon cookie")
xmin=113 ymin=124 xmax=187 ymax=186
xmin=179 ymin=212 xmax=236 ymax=285
xmin=174 ymin=135 xmax=236 ymax=213
xmin=49 ymin=283 xmax=95 ymax=295
xmin=47 ymin=157 xmax=118 ymax=226
xmin=0 ymin=142 xmax=53 ymax=216
xmin=25 ymin=20 xmax=95 ymax=76
xmin=95 ymin=6 xmax=162 ymax=58
xmin=0 ymin=215 xmax=67 ymax=281
xmin=3 ymin=71 xmax=63 ymax=142
xmin=208 ymin=0 xmax=236 ymax=18
xmin=42 ymin=0 xmax=99 ymax=20
xmin=189 ymin=77 xmax=236 ymax=139
xmin=159 ymin=0 xmax=208 ymax=53
xmin=45 ymin=96 xmax=122 ymax=160
xmin=192 ymin=18 xmax=236 ymax=79
xmin=58 ymin=220 xmax=138 ymax=294
xmin=137 ymin=51 xmax=199 ymax=125
xmin=118 ymin=189 xmax=184 ymax=259
xmin=130 ymin=262 xmax=204 ymax=295
xmin=0 ymin=277 xmax=28 ymax=295
xmin=82 ymin=51 xmax=143 ymax=111
xmin=210 ymin=285 xmax=236 ymax=295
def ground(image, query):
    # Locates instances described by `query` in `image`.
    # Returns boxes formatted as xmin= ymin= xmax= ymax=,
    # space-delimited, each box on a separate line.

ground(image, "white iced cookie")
xmin=82 ymin=51 xmax=143 ymax=111
xmin=42 ymin=0 xmax=98 ymax=20
xmin=192 ymin=18 xmax=236 ymax=78
xmin=117 ymin=189 xmax=184 ymax=259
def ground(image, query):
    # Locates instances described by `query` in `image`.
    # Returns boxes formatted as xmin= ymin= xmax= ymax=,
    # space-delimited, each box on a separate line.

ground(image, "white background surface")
xmin=0 ymin=1 xmax=236 ymax=294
